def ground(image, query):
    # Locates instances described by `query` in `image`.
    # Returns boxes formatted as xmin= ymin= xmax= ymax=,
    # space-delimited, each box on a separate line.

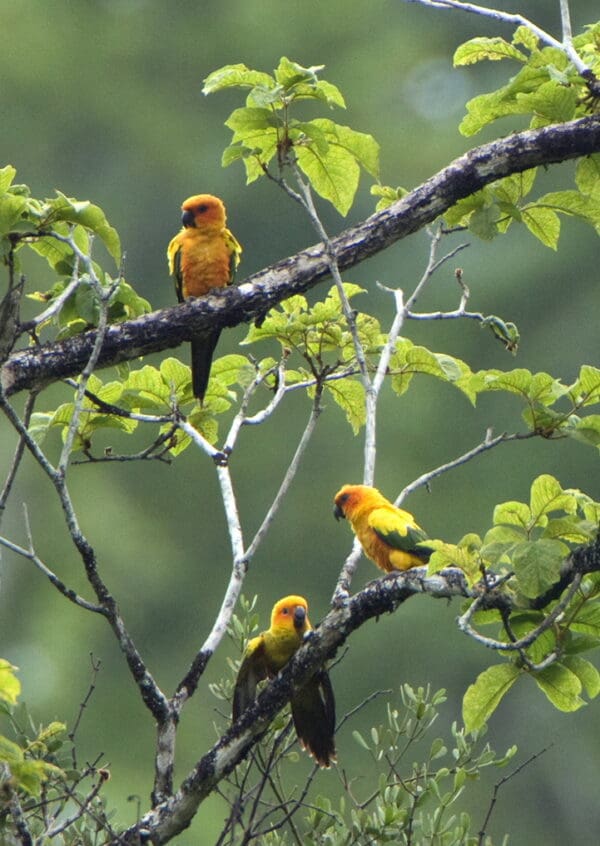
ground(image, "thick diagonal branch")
xmin=116 ymin=534 xmax=600 ymax=844
xmin=3 ymin=114 xmax=600 ymax=397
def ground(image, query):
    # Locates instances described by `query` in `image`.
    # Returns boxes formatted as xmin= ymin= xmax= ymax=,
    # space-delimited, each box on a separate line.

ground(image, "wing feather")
xmin=369 ymin=507 xmax=431 ymax=554
xmin=232 ymin=636 xmax=268 ymax=722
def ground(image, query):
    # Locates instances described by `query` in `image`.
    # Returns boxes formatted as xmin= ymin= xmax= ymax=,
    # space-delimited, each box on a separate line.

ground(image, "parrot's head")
xmin=334 ymin=484 xmax=381 ymax=522
xmin=180 ymin=194 xmax=226 ymax=230
xmin=271 ymin=595 xmax=311 ymax=636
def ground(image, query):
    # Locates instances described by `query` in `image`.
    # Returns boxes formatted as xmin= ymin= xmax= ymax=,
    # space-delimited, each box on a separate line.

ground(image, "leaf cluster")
xmin=425 ymin=475 xmax=600 ymax=731
xmin=441 ymin=25 xmax=600 ymax=247
xmin=203 ymin=58 xmax=380 ymax=215
xmin=0 ymin=662 xmax=115 ymax=844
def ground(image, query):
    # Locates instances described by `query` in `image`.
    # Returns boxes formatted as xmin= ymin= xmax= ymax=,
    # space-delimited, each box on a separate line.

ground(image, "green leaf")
xmin=427 ymin=536 xmax=482 ymax=586
xmin=325 ymin=378 xmax=365 ymax=434
xmin=0 ymin=164 xmax=17 ymax=194
xmin=562 ymin=655 xmax=600 ymax=699
xmin=512 ymin=25 xmax=539 ymax=52
xmin=43 ymin=191 xmax=121 ymax=262
xmin=0 ymin=735 xmax=24 ymax=765
xmin=0 ymin=193 xmax=28 ymax=235
xmin=462 ymin=664 xmax=520 ymax=732
xmin=530 ymin=474 xmax=577 ymax=522
xmin=521 ymin=205 xmax=560 ymax=249
xmin=0 ymin=659 xmax=20 ymax=706
xmin=534 ymin=190 xmax=600 ymax=233
xmin=570 ymin=365 xmax=600 ymax=407
xmin=202 ymin=64 xmax=275 ymax=94
xmin=493 ymin=500 xmax=531 ymax=528
xmin=569 ymin=415 xmax=600 ymax=447
xmin=454 ymin=37 xmax=528 ymax=66
xmin=469 ymin=204 xmax=499 ymax=240
xmin=511 ymin=538 xmax=569 ymax=599
xmin=296 ymin=119 xmax=379 ymax=215
xmin=534 ymin=664 xmax=585 ymax=711
xmin=225 ymin=107 xmax=279 ymax=136
xmin=516 ymin=81 xmax=578 ymax=125
xmin=570 ymin=605 xmax=600 ymax=638
xmin=576 ymin=155 xmax=600 ymax=200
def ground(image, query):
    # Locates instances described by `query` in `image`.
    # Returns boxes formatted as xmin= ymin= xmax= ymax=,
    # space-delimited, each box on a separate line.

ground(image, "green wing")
xmin=232 ymin=636 xmax=267 ymax=722
xmin=369 ymin=507 xmax=432 ymax=555
xmin=170 ymin=242 xmax=185 ymax=303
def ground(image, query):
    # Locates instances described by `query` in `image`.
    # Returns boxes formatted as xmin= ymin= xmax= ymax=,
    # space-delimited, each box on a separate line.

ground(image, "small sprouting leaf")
xmin=570 ymin=365 xmax=600 ymax=406
xmin=462 ymin=664 xmax=520 ymax=732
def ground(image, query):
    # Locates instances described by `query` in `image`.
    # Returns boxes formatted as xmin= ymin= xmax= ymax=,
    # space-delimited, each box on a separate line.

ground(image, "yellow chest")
xmin=174 ymin=229 xmax=233 ymax=298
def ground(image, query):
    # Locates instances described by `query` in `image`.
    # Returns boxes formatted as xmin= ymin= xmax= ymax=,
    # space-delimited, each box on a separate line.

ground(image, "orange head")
xmin=333 ymin=484 xmax=388 ymax=522
xmin=270 ymin=595 xmax=310 ymax=636
xmin=180 ymin=194 xmax=226 ymax=230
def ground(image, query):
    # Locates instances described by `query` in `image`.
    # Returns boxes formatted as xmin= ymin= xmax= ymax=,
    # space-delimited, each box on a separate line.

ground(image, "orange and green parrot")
xmin=167 ymin=194 xmax=242 ymax=403
xmin=232 ymin=595 xmax=336 ymax=768
xmin=333 ymin=484 xmax=433 ymax=572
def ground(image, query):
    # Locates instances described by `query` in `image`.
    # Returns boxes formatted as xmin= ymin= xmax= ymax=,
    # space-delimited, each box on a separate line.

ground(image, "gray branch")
xmin=3 ymin=115 xmax=600 ymax=397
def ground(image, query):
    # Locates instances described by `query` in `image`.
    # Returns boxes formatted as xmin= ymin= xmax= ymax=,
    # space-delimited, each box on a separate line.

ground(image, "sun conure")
xmin=333 ymin=483 xmax=433 ymax=572
xmin=232 ymin=595 xmax=336 ymax=767
xmin=167 ymin=193 xmax=242 ymax=403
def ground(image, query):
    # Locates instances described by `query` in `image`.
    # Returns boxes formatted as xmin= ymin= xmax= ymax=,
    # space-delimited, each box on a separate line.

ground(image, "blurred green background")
xmin=1 ymin=0 xmax=599 ymax=842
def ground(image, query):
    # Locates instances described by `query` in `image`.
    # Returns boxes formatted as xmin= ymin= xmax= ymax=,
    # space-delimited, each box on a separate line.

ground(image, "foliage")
xmin=214 ymin=617 xmax=517 ymax=846
xmin=1 ymin=4 xmax=600 ymax=844
xmin=203 ymin=58 xmax=380 ymax=215
xmin=0 ymin=662 xmax=115 ymax=844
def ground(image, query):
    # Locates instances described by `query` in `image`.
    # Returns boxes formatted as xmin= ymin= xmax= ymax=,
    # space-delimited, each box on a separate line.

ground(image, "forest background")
xmin=1 ymin=0 xmax=599 ymax=842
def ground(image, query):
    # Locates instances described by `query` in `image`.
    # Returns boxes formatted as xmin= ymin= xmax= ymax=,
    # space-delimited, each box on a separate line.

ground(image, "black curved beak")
xmin=333 ymin=503 xmax=345 ymax=521
xmin=293 ymin=605 xmax=307 ymax=630
xmin=181 ymin=209 xmax=195 ymax=228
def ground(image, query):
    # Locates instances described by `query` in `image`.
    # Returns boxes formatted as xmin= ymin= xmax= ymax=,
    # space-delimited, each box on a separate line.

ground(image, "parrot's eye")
xmin=281 ymin=607 xmax=289 ymax=614
xmin=339 ymin=493 xmax=349 ymax=504
xmin=196 ymin=204 xmax=209 ymax=214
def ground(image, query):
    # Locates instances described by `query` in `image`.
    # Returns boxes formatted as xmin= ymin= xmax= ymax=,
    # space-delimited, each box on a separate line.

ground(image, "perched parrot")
xmin=167 ymin=193 xmax=242 ymax=403
xmin=232 ymin=595 xmax=336 ymax=768
xmin=333 ymin=484 xmax=433 ymax=572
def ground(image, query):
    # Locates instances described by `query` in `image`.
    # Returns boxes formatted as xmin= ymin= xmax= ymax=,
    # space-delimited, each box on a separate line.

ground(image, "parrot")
xmin=333 ymin=483 xmax=433 ymax=572
xmin=232 ymin=595 xmax=336 ymax=768
xmin=167 ymin=193 xmax=242 ymax=403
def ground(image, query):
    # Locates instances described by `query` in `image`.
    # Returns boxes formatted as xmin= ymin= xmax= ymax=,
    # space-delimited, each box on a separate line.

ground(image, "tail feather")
xmin=190 ymin=329 xmax=221 ymax=403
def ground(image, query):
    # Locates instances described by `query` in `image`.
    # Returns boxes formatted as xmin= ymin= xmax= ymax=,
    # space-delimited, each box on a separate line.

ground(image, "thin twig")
xmin=477 ymin=746 xmax=549 ymax=845
xmin=0 ymin=390 xmax=37 ymax=518
xmin=404 ymin=0 xmax=590 ymax=76
xmin=396 ymin=429 xmax=527 ymax=504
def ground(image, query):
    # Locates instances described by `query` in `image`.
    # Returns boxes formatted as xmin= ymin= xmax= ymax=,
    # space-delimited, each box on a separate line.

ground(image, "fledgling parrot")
xmin=232 ymin=595 xmax=336 ymax=768
xmin=167 ymin=193 xmax=242 ymax=403
xmin=333 ymin=484 xmax=433 ymax=572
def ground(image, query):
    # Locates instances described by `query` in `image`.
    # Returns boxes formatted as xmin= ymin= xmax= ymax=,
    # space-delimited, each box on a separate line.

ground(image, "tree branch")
xmin=115 ymin=533 xmax=600 ymax=844
xmin=4 ymin=115 xmax=600 ymax=397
